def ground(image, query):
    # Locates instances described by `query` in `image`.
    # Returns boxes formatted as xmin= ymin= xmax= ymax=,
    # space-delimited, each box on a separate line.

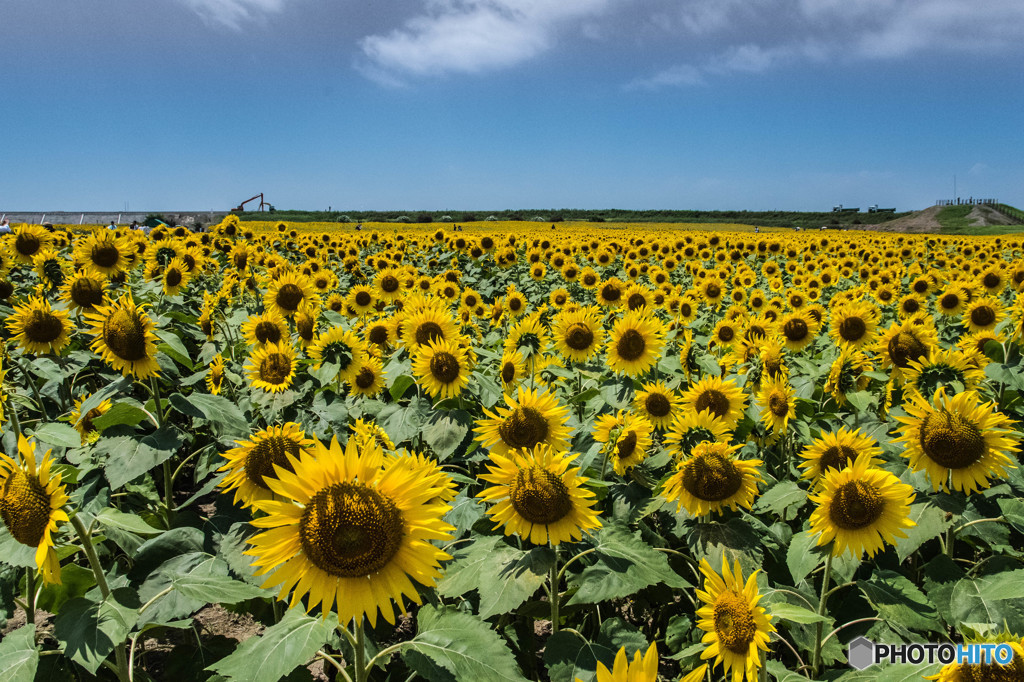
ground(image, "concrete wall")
xmin=0 ymin=211 xmax=229 ymax=227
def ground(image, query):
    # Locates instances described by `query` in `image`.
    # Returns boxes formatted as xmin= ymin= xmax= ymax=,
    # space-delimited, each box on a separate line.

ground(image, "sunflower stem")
xmin=7 ymin=391 xmax=23 ymax=438
xmin=148 ymin=376 xmax=175 ymax=524
xmin=353 ymin=619 xmax=368 ymax=682
xmin=549 ymin=543 xmax=560 ymax=634
xmin=811 ymin=550 xmax=833 ymax=678
xmin=25 ymin=568 xmax=36 ymax=628
xmin=71 ymin=513 xmax=131 ymax=682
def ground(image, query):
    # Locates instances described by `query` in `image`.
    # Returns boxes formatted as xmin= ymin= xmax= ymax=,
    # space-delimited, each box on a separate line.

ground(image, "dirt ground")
xmin=870 ymin=204 xmax=1019 ymax=233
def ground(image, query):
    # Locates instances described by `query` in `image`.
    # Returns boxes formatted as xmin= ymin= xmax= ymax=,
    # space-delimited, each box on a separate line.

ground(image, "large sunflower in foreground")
xmin=605 ymin=309 xmax=666 ymax=376
xmin=478 ymin=443 xmax=601 ymax=546
xmin=475 ymin=386 xmax=571 ymax=457
xmin=663 ymin=441 xmax=763 ymax=518
xmin=695 ymin=557 xmax=774 ymax=682
xmin=84 ymin=292 xmax=161 ymax=379
xmin=893 ymin=388 xmax=1019 ymax=494
xmin=245 ymin=435 xmax=454 ymax=626
xmin=808 ymin=452 xmax=916 ymax=558
xmin=0 ymin=435 xmax=70 ymax=584
xmin=6 ymin=296 xmax=73 ymax=355
xmin=411 ymin=336 xmax=471 ymax=399
xmin=680 ymin=376 xmax=748 ymax=429
xmin=218 ymin=423 xmax=314 ymax=508
xmin=246 ymin=341 xmax=297 ymax=393
xmin=75 ymin=230 xmax=129 ymax=277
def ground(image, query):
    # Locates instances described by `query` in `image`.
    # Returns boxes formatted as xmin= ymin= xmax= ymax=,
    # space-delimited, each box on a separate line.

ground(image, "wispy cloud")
xmin=178 ymin=0 xmax=287 ymax=30
xmin=358 ymin=0 xmax=611 ymax=80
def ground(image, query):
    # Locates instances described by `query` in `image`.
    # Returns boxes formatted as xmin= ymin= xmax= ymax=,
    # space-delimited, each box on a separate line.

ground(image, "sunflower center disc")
xmin=705 ymin=284 xmax=721 ymax=299
xmin=888 ymin=331 xmax=927 ymax=368
xmin=919 ymin=411 xmax=986 ymax=469
xmin=783 ymin=318 xmax=809 ymax=342
xmin=429 ymin=351 xmax=461 ymax=384
xmin=941 ymin=293 xmax=960 ymax=310
xmin=498 ymin=407 xmax=550 ymax=450
xmin=368 ymin=325 xmax=389 ymax=346
xmin=838 ymin=317 xmax=867 ymax=342
xmin=296 ymin=316 xmax=315 ymax=342
xmin=415 ymin=322 xmax=443 ymax=346
xmin=509 ymin=297 xmax=523 ymax=312
xmin=276 ymin=283 xmax=304 ymax=312
xmin=25 ymin=310 xmax=64 ymax=344
xmin=0 ymin=470 xmax=51 ymax=547
xmin=255 ymin=321 xmax=282 ymax=345
xmin=695 ymin=389 xmax=730 ymax=420
xmin=902 ymin=298 xmax=921 ymax=314
xmin=600 ymin=284 xmax=621 ymax=302
xmin=501 ymin=361 xmax=517 ymax=384
xmin=244 ymin=435 xmax=300 ymax=490
xmin=355 ymin=367 xmax=377 ymax=390
xmin=615 ymin=430 xmax=638 ymax=460
xmin=509 ymin=467 xmax=572 ymax=524
xmin=682 ymin=452 xmax=743 ymax=501
xmin=565 ymin=323 xmax=594 ymax=351
xmin=982 ymin=273 xmax=1001 ymax=289
xmin=617 ymin=329 xmax=647 ymax=361
xmin=15 ymin=233 xmax=41 ymax=257
xmin=92 ymin=244 xmax=120 ymax=268
xmin=233 ymin=253 xmax=248 ymax=269
xmin=768 ymin=392 xmax=789 ymax=417
xmin=165 ymin=269 xmax=182 ymax=288
xmin=300 ymin=483 xmax=404 ymax=578
xmin=103 ymin=308 xmax=148 ymax=361
xmin=583 ymin=274 xmax=597 ymax=287
xmin=718 ymin=326 xmax=735 ymax=343
xmin=829 ymin=480 xmax=884 ymax=530
xmin=970 ymin=306 xmax=996 ymax=327
xmin=819 ymin=445 xmax=858 ymax=474
xmin=713 ymin=591 xmax=758 ymax=653
xmin=645 ymin=392 xmax=671 ymax=417
xmin=259 ymin=352 xmax=292 ymax=386
xmin=0 ymin=281 xmax=13 ymax=299
xmin=71 ymin=278 xmax=104 ymax=308
xmin=627 ymin=293 xmax=647 ymax=310
xmin=355 ymin=291 xmax=372 ymax=307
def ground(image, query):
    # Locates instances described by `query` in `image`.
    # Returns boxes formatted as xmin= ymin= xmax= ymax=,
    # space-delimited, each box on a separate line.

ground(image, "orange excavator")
xmin=232 ymin=193 xmax=274 ymax=212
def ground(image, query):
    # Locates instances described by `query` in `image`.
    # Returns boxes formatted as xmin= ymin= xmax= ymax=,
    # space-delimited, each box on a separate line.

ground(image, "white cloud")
xmin=359 ymin=0 xmax=611 ymax=78
xmin=179 ymin=0 xmax=286 ymax=30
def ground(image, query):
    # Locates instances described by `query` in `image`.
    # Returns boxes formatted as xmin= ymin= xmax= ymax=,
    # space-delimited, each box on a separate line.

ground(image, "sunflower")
xmin=348 ymin=355 xmax=385 ymax=397
xmin=902 ymin=348 xmax=985 ymax=401
xmin=505 ymin=315 xmax=550 ymax=367
xmin=698 ymin=278 xmax=726 ymax=306
xmin=6 ymin=296 xmax=73 ymax=355
xmin=575 ymin=643 xmax=659 ymax=682
xmin=350 ymin=417 xmax=395 ymax=451
xmin=402 ymin=305 xmax=458 ymax=350
xmin=246 ymin=341 xmax=297 ymax=393
xmin=218 ymin=423 xmax=315 ymax=508
xmin=245 ymin=434 xmax=454 ymax=626
xmin=84 ymin=292 xmax=161 ymax=378
xmin=893 ymin=388 xmax=1019 ymax=494
xmin=12 ymin=224 xmax=52 ymax=264
xmin=798 ymin=427 xmax=884 ymax=486
xmin=809 ymin=452 xmax=916 ymax=558
xmin=478 ymin=443 xmax=601 ymax=546
xmin=592 ymin=410 xmax=654 ymax=475
xmin=411 ymin=337 xmax=471 ymax=400
xmin=664 ymin=410 xmax=733 ymax=460
xmin=264 ymin=271 xmax=318 ymax=318
xmin=663 ymin=441 xmax=763 ymax=518
xmin=757 ymin=376 xmax=794 ymax=436
xmin=498 ymin=350 xmax=527 ymax=394
xmin=823 ymin=347 xmax=874 ymax=406
xmin=876 ymin=319 xmax=938 ymax=384
xmin=776 ymin=310 xmax=818 ymax=352
xmin=897 ymin=293 xmax=925 ymax=319
xmin=694 ymin=557 xmax=774 ymax=682
xmin=60 ymin=272 xmax=107 ymax=312
xmin=505 ymin=289 xmax=529 ymax=318
xmin=67 ymin=394 xmax=112 ymax=444
xmin=75 ymin=230 xmax=128 ymax=277
xmin=385 ymin=450 xmax=457 ymax=504
xmin=936 ymin=285 xmax=969 ymax=316
xmin=596 ymin=277 xmax=626 ymax=308
xmin=33 ymin=248 xmax=66 ymax=289
xmin=475 ymin=386 xmax=571 ymax=457
xmin=605 ymin=310 xmax=666 ymax=377
xmin=0 ymin=435 xmax=69 ymax=584
xmin=828 ymin=301 xmax=879 ymax=350
xmin=206 ymin=353 xmax=226 ymax=395
xmin=680 ymin=376 xmax=748 ymax=429
xmin=347 ymin=285 xmax=377 ymax=316
xmin=307 ymin=326 xmax=366 ymax=384
xmin=710 ymin=319 xmax=741 ymax=352
xmin=633 ymin=380 xmax=682 ymax=430
xmin=242 ymin=310 xmax=290 ymax=349
xmin=962 ymin=297 xmax=1004 ymax=334
xmin=551 ymin=307 xmax=606 ymax=363
xmin=160 ymin=257 xmax=192 ymax=296
xmin=294 ymin=310 xmax=319 ymax=348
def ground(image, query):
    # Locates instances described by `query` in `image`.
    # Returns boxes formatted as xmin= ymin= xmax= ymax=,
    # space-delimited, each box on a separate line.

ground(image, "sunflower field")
xmin=1 ymin=217 xmax=1024 ymax=682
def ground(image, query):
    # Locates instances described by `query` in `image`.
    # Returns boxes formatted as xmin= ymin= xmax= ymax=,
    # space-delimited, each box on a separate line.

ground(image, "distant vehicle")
xmin=868 ymin=205 xmax=896 ymax=214
xmin=832 ymin=205 xmax=860 ymax=213
xmin=232 ymin=193 xmax=274 ymax=212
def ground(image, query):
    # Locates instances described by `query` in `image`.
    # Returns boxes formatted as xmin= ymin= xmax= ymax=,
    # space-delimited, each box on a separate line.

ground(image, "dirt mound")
xmin=967 ymin=204 xmax=1018 ymax=226
xmin=873 ymin=206 xmax=944 ymax=233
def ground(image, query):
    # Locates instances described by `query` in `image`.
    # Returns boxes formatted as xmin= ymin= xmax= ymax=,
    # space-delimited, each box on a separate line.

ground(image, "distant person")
xmin=131 ymin=220 xmax=140 ymax=230
xmin=0 ymin=219 xmax=10 ymax=234
xmin=107 ymin=220 xmax=117 ymax=230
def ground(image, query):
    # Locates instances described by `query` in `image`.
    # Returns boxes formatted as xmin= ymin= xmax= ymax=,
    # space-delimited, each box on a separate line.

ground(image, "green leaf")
xmin=75 ymin=378 xmax=133 ymax=426
xmin=846 ymin=391 xmax=876 ymax=412
xmin=96 ymin=427 xmax=183 ymax=490
xmin=172 ymin=572 xmax=268 ymax=604
xmin=786 ymin=530 xmax=821 ymax=584
xmin=438 ymin=536 xmax=552 ymax=619
xmin=858 ymin=570 xmax=943 ymax=633
xmin=422 ymin=410 xmax=472 ymax=460
xmin=894 ymin=502 xmax=955 ymax=562
xmin=753 ymin=481 xmax=807 ymax=518
xmin=90 ymin=401 xmax=153 ymax=431
xmin=30 ymin=423 xmax=82 ymax=449
xmin=402 ymin=605 xmax=528 ymax=682
xmin=94 ymin=508 xmax=163 ymax=536
xmin=568 ymin=523 xmax=690 ymax=606
xmin=768 ymin=602 xmax=829 ymax=624
xmin=138 ymin=552 xmax=230 ymax=623
xmin=379 ymin=396 xmax=433 ymax=446
xmin=156 ymin=330 xmax=194 ymax=369
xmin=53 ymin=588 xmax=140 ymax=674
xmin=997 ymin=498 xmax=1024 ymax=534
xmin=35 ymin=564 xmax=96 ymax=613
xmin=0 ymin=523 xmax=38 ymax=569
xmin=922 ymin=554 xmax=964 ymax=627
xmin=390 ymin=374 xmax=416 ymax=400
xmin=207 ymin=608 xmax=337 ymax=682
xmin=0 ymin=624 xmax=38 ymax=682
xmin=168 ymin=392 xmax=250 ymax=438
xmin=949 ymin=569 xmax=1024 ymax=633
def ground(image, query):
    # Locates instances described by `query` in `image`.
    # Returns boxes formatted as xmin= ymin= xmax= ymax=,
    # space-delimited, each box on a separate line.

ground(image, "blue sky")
xmin=3 ymin=0 xmax=1022 ymax=212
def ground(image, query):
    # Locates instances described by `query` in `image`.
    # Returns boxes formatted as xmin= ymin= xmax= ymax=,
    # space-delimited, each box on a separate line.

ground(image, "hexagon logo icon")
xmin=848 ymin=637 xmax=875 ymax=670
